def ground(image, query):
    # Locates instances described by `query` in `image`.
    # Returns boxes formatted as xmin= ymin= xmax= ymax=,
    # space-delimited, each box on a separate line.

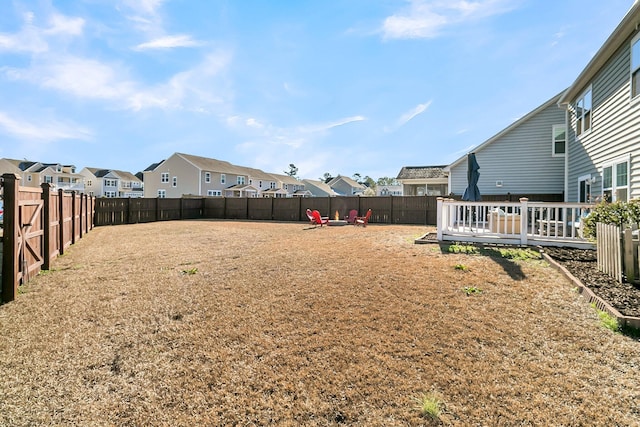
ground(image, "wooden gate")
xmin=2 ymin=173 xmax=96 ymax=303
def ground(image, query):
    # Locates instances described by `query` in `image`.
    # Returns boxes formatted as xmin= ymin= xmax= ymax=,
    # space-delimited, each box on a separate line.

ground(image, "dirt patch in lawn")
xmin=1 ymin=221 xmax=639 ymax=426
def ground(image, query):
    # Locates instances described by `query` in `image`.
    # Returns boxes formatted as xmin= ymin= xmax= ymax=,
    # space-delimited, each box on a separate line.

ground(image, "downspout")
xmin=564 ymin=108 xmax=569 ymax=202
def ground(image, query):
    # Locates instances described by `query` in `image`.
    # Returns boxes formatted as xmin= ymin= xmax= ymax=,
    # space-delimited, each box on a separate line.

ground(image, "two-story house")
xmin=301 ymin=179 xmax=339 ymax=197
xmin=558 ymin=2 xmax=640 ymax=203
xmin=327 ymin=175 xmax=366 ymax=196
xmin=1 ymin=159 xmax=84 ymax=192
xmin=267 ymin=174 xmax=312 ymax=197
xmin=143 ymin=152 xmax=279 ymax=198
xmin=80 ymin=168 xmax=143 ymax=198
xmin=447 ymin=91 xmax=567 ymax=198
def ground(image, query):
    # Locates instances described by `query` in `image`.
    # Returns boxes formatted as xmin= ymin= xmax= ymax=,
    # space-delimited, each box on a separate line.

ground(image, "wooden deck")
xmin=436 ymin=198 xmax=595 ymax=250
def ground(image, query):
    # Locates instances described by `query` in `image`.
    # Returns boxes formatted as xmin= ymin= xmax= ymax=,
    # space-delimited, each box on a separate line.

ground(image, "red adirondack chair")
xmin=309 ymin=209 xmax=329 ymax=227
xmin=354 ymin=209 xmax=372 ymax=227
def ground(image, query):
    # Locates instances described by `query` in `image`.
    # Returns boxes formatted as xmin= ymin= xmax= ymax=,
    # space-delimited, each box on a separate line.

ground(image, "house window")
xmin=552 ymin=124 xmax=566 ymax=156
xmin=104 ymin=191 xmax=116 ymax=198
xmin=271 ymin=182 xmax=276 ymax=189
xmin=27 ymin=175 xmax=32 ymax=182
xmin=237 ymin=176 xmax=245 ymax=185
xmin=575 ymin=88 xmax=592 ymax=136
xmin=205 ymin=172 xmax=211 ymax=183
xmin=158 ymin=189 xmax=166 ymax=198
xmin=172 ymin=176 xmax=177 ymax=187
xmin=161 ymin=173 xmax=169 ymax=183
xmin=602 ymin=157 xmax=629 ymax=202
xmin=44 ymin=175 xmax=52 ymax=183
xmin=207 ymin=190 xmax=222 ymax=196
xmin=221 ymin=174 xmax=226 ymax=184
xmin=632 ymin=34 xmax=640 ymax=98
xmin=259 ymin=180 xmax=262 ymax=188
xmin=104 ymin=179 xmax=117 ymax=187
xmin=87 ymin=180 xmax=92 ymax=186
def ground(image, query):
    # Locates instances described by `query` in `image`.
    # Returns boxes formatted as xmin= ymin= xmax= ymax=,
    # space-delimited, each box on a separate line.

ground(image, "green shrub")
xmin=582 ymin=199 xmax=640 ymax=239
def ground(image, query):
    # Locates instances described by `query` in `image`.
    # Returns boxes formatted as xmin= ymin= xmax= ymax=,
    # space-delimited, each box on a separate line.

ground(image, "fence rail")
xmin=94 ymin=193 xmax=563 ymax=227
xmin=1 ymin=173 xmax=95 ymax=303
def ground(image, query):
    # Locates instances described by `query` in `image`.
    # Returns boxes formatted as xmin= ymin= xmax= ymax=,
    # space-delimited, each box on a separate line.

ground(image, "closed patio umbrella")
xmin=462 ymin=152 xmax=481 ymax=201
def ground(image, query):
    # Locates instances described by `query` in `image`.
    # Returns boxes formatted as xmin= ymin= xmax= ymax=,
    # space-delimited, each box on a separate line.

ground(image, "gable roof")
xmin=176 ymin=152 xmax=247 ymax=175
xmin=301 ymin=179 xmax=339 ymax=196
xmin=270 ymin=173 xmax=300 ymax=186
xmin=447 ymin=91 xmax=565 ymax=170
xmin=559 ymin=2 xmax=640 ymax=105
xmin=396 ymin=166 xmax=448 ymax=180
xmin=327 ymin=175 xmax=365 ymax=189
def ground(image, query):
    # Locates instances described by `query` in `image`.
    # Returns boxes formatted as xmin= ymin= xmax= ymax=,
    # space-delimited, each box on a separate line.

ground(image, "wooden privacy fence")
xmin=597 ymin=222 xmax=640 ymax=283
xmin=94 ymin=193 xmax=564 ymax=227
xmin=1 ymin=173 xmax=95 ymax=303
xmin=94 ymin=195 xmax=440 ymax=226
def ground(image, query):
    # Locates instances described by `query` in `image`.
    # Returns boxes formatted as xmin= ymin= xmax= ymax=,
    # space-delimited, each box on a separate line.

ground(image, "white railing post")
xmin=519 ymin=198 xmax=528 ymax=245
xmin=436 ymin=197 xmax=443 ymax=241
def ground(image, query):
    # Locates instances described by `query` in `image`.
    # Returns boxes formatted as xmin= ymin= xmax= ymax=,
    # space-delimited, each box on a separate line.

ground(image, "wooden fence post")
xmin=623 ymin=227 xmax=635 ymax=282
xmin=2 ymin=173 xmax=20 ymax=302
xmin=58 ymin=189 xmax=65 ymax=255
xmin=71 ymin=191 xmax=77 ymax=244
xmin=41 ymin=183 xmax=52 ymax=271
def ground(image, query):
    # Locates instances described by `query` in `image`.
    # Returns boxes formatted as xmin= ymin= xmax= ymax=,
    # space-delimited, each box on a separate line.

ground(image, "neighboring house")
xmin=80 ymin=168 xmax=143 ymax=198
xmin=143 ymin=152 xmax=275 ymax=198
xmin=447 ymin=92 xmax=567 ymax=197
xmin=396 ymin=166 xmax=448 ymax=196
xmin=376 ymin=185 xmax=403 ymax=196
xmin=558 ymin=2 xmax=640 ymax=203
xmin=301 ymin=179 xmax=340 ymax=197
xmin=0 ymin=159 xmax=84 ymax=192
xmin=268 ymin=174 xmax=312 ymax=197
xmin=327 ymin=175 xmax=366 ymax=196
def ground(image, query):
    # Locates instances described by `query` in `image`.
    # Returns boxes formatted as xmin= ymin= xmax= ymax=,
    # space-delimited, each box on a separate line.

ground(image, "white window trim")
xmin=577 ymin=173 xmax=593 ymax=203
xmin=631 ymin=32 xmax=640 ymax=101
xmin=575 ymin=86 xmax=592 ymax=138
xmin=205 ymin=172 xmax=211 ymax=183
xmin=157 ymin=189 xmax=166 ymax=198
xmin=551 ymin=124 xmax=566 ymax=157
xmin=172 ymin=176 xmax=177 ymax=187
xmin=221 ymin=174 xmax=226 ymax=184
xmin=601 ymin=154 xmax=631 ymax=202
xmin=161 ymin=172 xmax=169 ymax=183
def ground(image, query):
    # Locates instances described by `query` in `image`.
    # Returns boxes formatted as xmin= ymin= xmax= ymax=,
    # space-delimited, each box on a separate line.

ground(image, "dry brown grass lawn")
xmin=1 ymin=220 xmax=639 ymax=426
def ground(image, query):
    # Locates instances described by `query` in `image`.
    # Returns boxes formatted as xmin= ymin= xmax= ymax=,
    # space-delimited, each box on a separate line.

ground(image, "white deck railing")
xmin=436 ymin=197 xmax=595 ymax=249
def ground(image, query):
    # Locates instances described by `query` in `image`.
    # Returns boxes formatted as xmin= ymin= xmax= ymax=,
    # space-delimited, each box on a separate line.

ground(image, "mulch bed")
xmin=1 ymin=222 xmax=639 ymax=426
xmin=543 ymin=247 xmax=640 ymax=318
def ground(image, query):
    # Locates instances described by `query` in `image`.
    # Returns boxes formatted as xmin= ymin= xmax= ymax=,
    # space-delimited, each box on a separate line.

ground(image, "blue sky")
xmin=0 ymin=0 xmax=635 ymax=181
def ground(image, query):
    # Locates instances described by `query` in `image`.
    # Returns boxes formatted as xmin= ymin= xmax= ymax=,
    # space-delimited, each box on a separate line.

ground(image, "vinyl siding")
xmin=566 ymin=29 xmax=640 ymax=202
xmin=450 ymin=102 xmax=566 ymax=196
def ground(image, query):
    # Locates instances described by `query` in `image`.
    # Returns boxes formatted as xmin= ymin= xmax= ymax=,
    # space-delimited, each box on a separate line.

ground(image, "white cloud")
xmin=0 ymin=111 xmax=92 ymax=141
xmin=298 ymin=115 xmax=366 ymax=133
xmin=7 ymin=55 xmax=135 ymax=100
xmin=382 ymin=0 xmax=518 ymax=39
xmin=45 ymin=13 xmax=85 ymax=36
xmin=0 ymin=10 xmax=84 ymax=53
xmin=119 ymin=0 xmax=165 ymax=16
xmin=134 ymin=34 xmax=203 ymax=50
xmin=397 ymin=101 xmax=432 ymax=127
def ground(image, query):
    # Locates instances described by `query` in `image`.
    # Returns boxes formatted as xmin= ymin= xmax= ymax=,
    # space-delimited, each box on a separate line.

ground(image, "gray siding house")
xmin=447 ymin=92 xmax=566 ymax=197
xmin=327 ymin=175 xmax=366 ymax=196
xmin=559 ymin=2 xmax=640 ymax=203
